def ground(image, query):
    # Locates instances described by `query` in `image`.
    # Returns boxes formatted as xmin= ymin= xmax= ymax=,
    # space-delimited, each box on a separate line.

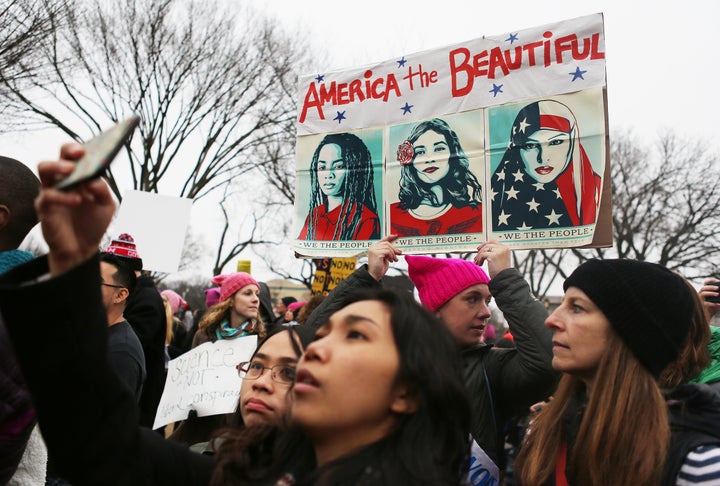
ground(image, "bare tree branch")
xmin=263 ymin=257 xmax=315 ymax=290
xmin=0 ymin=0 xmax=313 ymax=274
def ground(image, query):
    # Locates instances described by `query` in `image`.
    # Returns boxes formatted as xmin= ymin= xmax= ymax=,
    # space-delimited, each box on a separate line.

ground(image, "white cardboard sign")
xmin=152 ymin=335 xmax=258 ymax=429
xmin=114 ymin=190 xmax=192 ymax=273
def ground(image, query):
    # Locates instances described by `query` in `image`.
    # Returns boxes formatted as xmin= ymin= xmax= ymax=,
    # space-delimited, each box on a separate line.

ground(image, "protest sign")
xmin=311 ymin=257 xmax=358 ymax=295
xmin=152 ymin=335 xmax=257 ymax=429
xmin=115 ymin=190 xmax=193 ymax=273
xmin=292 ymin=13 xmax=611 ymax=257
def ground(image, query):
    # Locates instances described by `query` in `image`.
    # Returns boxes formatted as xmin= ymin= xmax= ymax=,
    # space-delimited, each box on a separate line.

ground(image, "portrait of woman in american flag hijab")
xmin=490 ymin=99 xmax=602 ymax=231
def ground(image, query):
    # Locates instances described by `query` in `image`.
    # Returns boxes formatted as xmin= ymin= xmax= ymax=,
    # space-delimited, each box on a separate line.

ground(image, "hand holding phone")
xmin=704 ymin=277 xmax=720 ymax=304
xmin=54 ymin=115 xmax=140 ymax=191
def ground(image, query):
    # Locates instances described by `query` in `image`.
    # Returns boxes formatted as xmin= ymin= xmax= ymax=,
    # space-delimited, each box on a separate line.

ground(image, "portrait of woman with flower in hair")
xmin=389 ymin=116 xmax=484 ymax=237
xmin=297 ymin=131 xmax=381 ymax=241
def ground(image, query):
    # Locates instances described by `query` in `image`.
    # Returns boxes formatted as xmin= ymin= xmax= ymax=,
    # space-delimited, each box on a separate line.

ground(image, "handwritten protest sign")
xmin=152 ymin=336 xmax=257 ymax=430
xmin=293 ymin=13 xmax=612 ymax=258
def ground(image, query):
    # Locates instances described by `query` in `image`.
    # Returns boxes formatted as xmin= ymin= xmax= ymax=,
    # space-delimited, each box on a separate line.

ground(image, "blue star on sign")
xmin=569 ymin=67 xmax=587 ymax=81
xmin=397 ymin=56 xmax=407 ymax=68
xmin=489 ymin=83 xmax=503 ymax=97
xmin=315 ymin=74 xmax=325 ymax=83
xmin=505 ymin=33 xmax=518 ymax=44
xmin=333 ymin=111 xmax=346 ymax=124
xmin=401 ymin=102 xmax=413 ymax=115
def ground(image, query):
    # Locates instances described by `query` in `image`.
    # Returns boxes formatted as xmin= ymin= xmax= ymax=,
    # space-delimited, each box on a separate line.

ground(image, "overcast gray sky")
xmin=262 ymin=0 xmax=719 ymax=147
xmin=7 ymin=0 xmax=717 ymax=167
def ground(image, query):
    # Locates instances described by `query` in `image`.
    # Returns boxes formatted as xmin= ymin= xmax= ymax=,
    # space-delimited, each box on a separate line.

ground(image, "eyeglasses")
xmin=100 ymin=282 xmax=125 ymax=289
xmin=236 ymin=361 xmax=296 ymax=385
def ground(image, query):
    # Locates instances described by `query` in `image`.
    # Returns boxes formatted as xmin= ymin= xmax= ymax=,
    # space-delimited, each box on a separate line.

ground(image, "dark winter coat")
xmin=304 ymin=264 xmax=558 ymax=465
xmin=662 ymin=383 xmax=720 ymax=485
xmin=125 ymin=274 xmax=167 ymax=428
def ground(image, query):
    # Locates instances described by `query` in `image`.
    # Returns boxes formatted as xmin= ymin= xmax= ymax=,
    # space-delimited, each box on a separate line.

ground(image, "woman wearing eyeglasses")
xmin=212 ymin=287 xmax=472 ymax=485
xmin=182 ymin=325 xmax=316 ymax=455
xmin=176 ymin=325 xmax=316 ymax=454
xmin=235 ymin=325 xmax=315 ymax=428
xmin=171 ymin=320 xmax=314 ymax=448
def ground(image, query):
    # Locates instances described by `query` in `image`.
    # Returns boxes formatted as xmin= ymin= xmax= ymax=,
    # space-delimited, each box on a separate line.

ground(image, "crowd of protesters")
xmin=0 ymin=142 xmax=719 ymax=485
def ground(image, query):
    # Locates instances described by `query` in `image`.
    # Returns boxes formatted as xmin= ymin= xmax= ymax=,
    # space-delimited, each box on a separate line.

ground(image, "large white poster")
xmin=292 ymin=13 xmax=611 ymax=257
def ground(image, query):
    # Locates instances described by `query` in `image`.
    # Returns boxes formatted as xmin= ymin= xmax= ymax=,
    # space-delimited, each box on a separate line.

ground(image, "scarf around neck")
xmin=215 ymin=319 xmax=252 ymax=341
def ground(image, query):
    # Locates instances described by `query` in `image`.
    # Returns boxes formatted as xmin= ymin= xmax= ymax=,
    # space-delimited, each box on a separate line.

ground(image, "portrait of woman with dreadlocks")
xmin=297 ymin=131 xmax=381 ymax=241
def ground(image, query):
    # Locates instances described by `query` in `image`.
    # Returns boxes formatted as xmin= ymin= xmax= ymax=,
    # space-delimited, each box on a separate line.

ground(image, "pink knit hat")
xmin=160 ymin=289 xmax=187 ymax=314
xmin=406 ymin=255 xmax=490 ymax=312
xmin=212 ymin=272 xmax=259 ymax=302
xmin=204 ymin=287 xmax=221 ymax=308
xmin=288 ymin=301 xmax=306 ymax=312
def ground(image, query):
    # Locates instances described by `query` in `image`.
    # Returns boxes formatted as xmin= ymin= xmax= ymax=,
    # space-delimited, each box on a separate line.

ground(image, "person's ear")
xmin=390 ymin=383 xmax=419 ymax=415
xmin=115 ymin=287 xmax=129 ymax=304
xmin=0 ymin=205 xmax=10 ymax=232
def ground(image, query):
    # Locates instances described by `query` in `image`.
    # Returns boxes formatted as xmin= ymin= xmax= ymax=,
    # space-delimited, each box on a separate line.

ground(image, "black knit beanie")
xmin=564 ymin=259 xmax=694 ymax=377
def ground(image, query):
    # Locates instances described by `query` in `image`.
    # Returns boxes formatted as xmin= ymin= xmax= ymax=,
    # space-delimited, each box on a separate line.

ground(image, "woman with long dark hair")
xmin=514 ymin=259 xmax=720 ymax=485
xmin=390 ymin=117 xmax=483 ymax=237
xmin=213 ymin=288 xmax=471 ymax=485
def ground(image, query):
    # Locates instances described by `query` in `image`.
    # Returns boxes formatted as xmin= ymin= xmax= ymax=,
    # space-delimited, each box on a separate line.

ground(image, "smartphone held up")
xmin=54 ymin=115 xmax=140 ymax=191
xmin=706 ymin=278 xmax=720 ymax=304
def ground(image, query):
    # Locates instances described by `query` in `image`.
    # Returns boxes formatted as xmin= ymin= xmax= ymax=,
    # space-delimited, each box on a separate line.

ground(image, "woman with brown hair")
xmin=191 ymin=272 xmax=265 ymax=347
xmin=514 ymin=259 xmax=720 ymax=485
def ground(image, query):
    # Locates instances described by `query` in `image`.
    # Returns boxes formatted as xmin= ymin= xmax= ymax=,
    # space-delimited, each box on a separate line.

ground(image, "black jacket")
xmin=0 ymin=256 xmax=214 ymax=485
xmin=125 ymin=274 xmax=167 ymax=427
